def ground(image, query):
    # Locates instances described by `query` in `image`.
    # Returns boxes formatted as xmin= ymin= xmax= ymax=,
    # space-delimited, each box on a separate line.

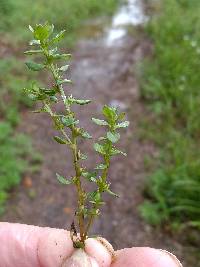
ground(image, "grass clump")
xmin=0 ymin=58 xmax=38 ymax=214
xmin=0 ymin=58 xmax=33 ymax=126
xmin=1 ymin=0 xmax=120 ymax=45
xmin=139 ymin=0 xmax=200 ymax=232
xmin=0 ymin=122 xmax=34 ymax=214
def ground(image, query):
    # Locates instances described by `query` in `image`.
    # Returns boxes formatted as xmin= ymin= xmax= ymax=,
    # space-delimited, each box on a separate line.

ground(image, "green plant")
xmin=0 ymin=0 xmax=119 ymax=45
xmin=140 ymin=0 xmax=200 ymax=135
xmin=0 ymin=57 xmax=41 ymax=214
xmin=140 ymin=129 xmax=200 ymax=230
xmin=0 ymin=58 xmax=33 ymax=126
xmin=139 ymin=0 xmax=200 ymax=232
xmin=0 ymin=122 xmax=35 ymax=214
xmin=24 ymin=23 xmax=129 ymax=248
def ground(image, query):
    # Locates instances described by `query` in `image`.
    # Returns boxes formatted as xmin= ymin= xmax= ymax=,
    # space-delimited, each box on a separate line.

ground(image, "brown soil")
xmin=2 ymin=20 xmax=199 ymax=267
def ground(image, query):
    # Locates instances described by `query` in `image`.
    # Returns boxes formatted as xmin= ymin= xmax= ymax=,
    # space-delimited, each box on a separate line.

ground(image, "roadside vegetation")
xmin=0 ymin=0 xmax=119 ymax=45
xmin=0 ymin=0 xmax=120 ymax=214
xmin=139 ymin=0 xmax=200 ymax=234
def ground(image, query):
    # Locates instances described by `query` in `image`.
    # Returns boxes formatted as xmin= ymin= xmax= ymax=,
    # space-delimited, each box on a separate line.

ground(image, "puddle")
xmin=78 ymin=0 xmax=147 ymax=45
xmin=106 ymin=0 xmax=147 ymax=45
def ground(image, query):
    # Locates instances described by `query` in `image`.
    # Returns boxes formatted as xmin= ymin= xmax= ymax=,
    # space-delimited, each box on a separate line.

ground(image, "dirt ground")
xmin=2 ymin=14 xmax=199 ymax=267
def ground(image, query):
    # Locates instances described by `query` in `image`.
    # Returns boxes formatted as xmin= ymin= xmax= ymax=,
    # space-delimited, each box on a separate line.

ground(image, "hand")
xmin=0 ymin=223 xmax=182 ymax=267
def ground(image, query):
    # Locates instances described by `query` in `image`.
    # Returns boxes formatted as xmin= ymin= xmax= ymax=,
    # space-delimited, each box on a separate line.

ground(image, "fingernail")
xmin=159 ymin=249 xmax=183 ymax=267
xmin=62 ymin=249 xmax=98 ymax=267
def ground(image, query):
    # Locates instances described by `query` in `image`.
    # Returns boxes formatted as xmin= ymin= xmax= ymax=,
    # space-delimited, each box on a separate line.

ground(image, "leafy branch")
xmin=24 ymin=23 xmax=129 ymax=248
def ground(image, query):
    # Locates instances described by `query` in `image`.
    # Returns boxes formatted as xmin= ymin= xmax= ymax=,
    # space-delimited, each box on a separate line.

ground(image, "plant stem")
xmin=71 ymin=128 xmax=85 ymax=242
xmin=43 ymin=49 xmax=87 ymax=245
xmin=84 ymin=144 xmax=111 ymax=239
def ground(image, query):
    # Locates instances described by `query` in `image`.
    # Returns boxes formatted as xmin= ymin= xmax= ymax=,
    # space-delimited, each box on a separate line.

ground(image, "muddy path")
xmin=2 ymin=1 xmax=198 ymax=266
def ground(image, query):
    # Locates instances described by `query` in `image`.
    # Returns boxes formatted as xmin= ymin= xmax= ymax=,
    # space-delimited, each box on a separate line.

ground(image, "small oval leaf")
xmin=80 ymin=130 xmax=92 ymax=139
xmin=25 ymin=61 xmax=45 ymax=71
xmin=94 ymin=143 xmax=105 ymax=154
xmin=92 ymin=118 xmax=108 ymax=126
xmin=24 ymin=50 xmax=43 ymax=55
xmin=116 ymin=121 xmax=130 ymax=128
xmin=107 ymin=132 xmax=120 ymax=143
xmin=95 ymin=164 xmax=107 ymax=170
xmin=56 ymin=173 xmax=72 ymax=185
xmin=53 ymin=136 xmax=67 ymax=144
xmin=59 ymin=65 xmax=69 ymax=71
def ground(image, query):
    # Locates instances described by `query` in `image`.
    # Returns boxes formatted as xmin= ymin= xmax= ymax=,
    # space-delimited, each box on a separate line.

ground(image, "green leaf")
xmin=49 ymin=48 xmax=58 ymax=54
xmin=95 ymin=164 xmax=107 ymax=170
xmin=102 ymin=105 xmax=117 ymax=121
xmin=29 ymin=25 xmax=34 ymax=32
xmin=43 ymin=88 xmax=57 ymax=96
xmin=92 ymin=118 xmax=108 ymax=126
xmin=87 ymin=209 xmax=100 ymax=216
xmin=106 ymin=188 xmax=119 ymax=197
xmin=33 ymin=23 xmax=54 ymax=42
xmin=68 ymin=98 xmax=91 ymax=105
xmin=25 ymin=61 xmax=45 ymax=71
xmin=61 ymin=116 xmax=79 ymax=127
xmin=29 ymin=39 xmax=40 ymax=45
xmin=111 ymin=148 xmax=127 ymax=156
xmin=24 ymin=50 xmax=43 ymax=55
xmin=50 ymin=53 xmax=71 ymax=60
xmin=57 ymin=79 xmax=72 ymax=85
xmin=24 ymin=83 xmax=43 ymax=100
xmin=117 ymin=112 xmax=126 ymax=120
xmin=80 ymin=130 xmax=92 ymax=139
xmin=82 ymin=172 xmax=97 ymax=182
xmin=49 ymin=96 xmax=58 ymax=103
xmin=27 ymin=94 xmax=37 ymax=101
xmin=32 ymin=108 xmax=46 ymax=113
xmin=51 ymin=30 xmax=66 ymax=44
xmin=98 ymin=136 xmax=106 ymax=141
xmin=116 ymin=121 xmax=129 ymax=128
xmin=89 ymin=191 xmax=101 ymax=203
xmin=79 ymin=153 xmax=87 ymax=160
xmin=37 ymin=94 xmax=47 ymax=101
xmin=53 ymin=136 xmax=67 ymax=144
xmin=94 ymin=143 xmax=105 ymax=154
xmin=53 ymin=117 xmax=63 ymax=130
xmin=59 ymin=65 xmax=69 ymax=71
xmin=56 ymin=173 xmax=72 ymax=185
xmin=75 ymin=99 xmax=91 ymax=105
xmin=107 ymin=132 xmax=120 ymax=143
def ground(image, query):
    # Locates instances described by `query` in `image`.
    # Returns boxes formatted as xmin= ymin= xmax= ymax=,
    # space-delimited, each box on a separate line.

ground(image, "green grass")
xmin=139 ymin=0 xmax=200 ymax=232
xmin=0 ymin=0 xmax=120 ymax=213
xmin=1 ymin=0 xmax=120 ymax=45
xmin=0 ymin=58 xmax=34 ymax=125
xmin=0 ymin=58 xmax=37 ymax=214
xmin=0 ymin=122 xmax=40 ymax=214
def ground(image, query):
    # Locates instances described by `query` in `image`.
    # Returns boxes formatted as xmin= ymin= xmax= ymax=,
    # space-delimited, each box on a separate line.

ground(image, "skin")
xmin=0 ymin=223 xmax=182 ymax=267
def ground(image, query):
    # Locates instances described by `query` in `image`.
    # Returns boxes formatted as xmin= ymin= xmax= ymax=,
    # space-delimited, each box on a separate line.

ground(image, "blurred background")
xmin=0 ymin=0 xmax=200 ymax=265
